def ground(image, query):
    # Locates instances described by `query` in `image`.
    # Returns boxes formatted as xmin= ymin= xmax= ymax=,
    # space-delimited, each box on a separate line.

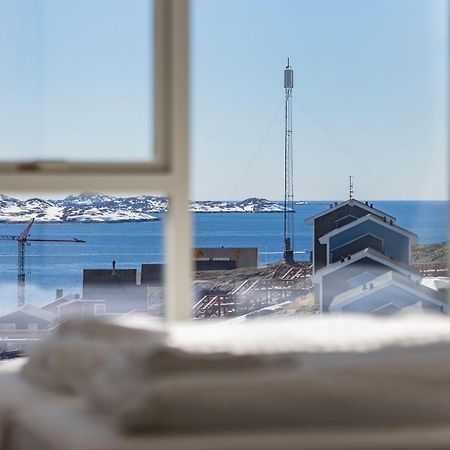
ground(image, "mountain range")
xmin=0 ymin=193 xmax=299 ymax=223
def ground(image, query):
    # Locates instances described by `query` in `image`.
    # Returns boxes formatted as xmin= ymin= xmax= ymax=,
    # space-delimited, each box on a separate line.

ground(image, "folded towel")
xmin=21 ymin=315 xmax=450 ymax=433
xmin=82 ymin=341 xmax=450 ymax=432
xmin=22 ymin=317 xmax=168 ymax=393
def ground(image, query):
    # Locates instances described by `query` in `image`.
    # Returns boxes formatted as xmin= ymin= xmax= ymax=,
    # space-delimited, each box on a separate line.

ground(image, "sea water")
xmin=0 ymin=201 xmax=447 ymax=311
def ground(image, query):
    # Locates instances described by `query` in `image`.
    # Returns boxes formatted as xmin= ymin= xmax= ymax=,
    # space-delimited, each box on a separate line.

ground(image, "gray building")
xmin=307 ymin=199 xmax=442 ymax=315
xmin=329 ymin=271 xmax=446 ymax=314
xmin=305 ymin=199 xmax=395 ymax=273
xmin=194 ymin=248 xmax=258 ymax=269
xmin=82 ymin=264 xmax=147 ymax=313
xmin=312 ymin=247 xmax=423 ymax=312
xmin=318 ymin=214 xmax=418 ymax=265
xmin=0 ymin=305 xmax=56 ymax=331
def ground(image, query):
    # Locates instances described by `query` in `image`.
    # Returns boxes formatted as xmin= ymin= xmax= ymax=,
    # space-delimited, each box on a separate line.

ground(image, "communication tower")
xmin=283 ymin=59 xmax=294 ymax=262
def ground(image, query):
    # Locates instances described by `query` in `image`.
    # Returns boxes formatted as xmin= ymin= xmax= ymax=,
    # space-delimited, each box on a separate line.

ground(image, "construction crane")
xmin=0 ymin=218 xmax=85 ymax=307
xmin=283 ymin=59 xmax=294 ymax=262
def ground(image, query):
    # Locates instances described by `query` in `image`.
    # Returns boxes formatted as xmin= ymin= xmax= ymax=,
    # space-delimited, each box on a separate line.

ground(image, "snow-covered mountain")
xmin=191 ymin=197 xmax=287 ymax=213
xmin=0 ymin=193 xmax=293 ymax=223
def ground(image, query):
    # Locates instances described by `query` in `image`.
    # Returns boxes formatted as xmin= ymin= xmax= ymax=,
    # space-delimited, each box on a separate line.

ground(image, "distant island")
xmin=0 ymin=193 xmax=307 ymax=223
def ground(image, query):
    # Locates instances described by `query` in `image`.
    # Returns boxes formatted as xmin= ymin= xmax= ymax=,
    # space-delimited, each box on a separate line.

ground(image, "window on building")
xmin=94 ymin=304 xmax=106 ymax=316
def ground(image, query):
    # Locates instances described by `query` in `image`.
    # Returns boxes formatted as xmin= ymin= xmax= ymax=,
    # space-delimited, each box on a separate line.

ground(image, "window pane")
xmin=0 ymin=0 xmax=154 ymax=163
xmin=191 ymin=0 xmax=448 ymax=319
xmin=0 ymin=192 xmax=165 ymax=352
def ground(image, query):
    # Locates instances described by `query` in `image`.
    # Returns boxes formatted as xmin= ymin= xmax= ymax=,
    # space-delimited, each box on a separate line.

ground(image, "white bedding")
xmin=21 ymin=315 xmax=450 ymax=433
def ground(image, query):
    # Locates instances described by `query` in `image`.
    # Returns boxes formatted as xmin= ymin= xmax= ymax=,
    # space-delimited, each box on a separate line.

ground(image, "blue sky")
xmin=0 ymin=0 xmax=152 ymax=163
xmin=0 ymin=0 xmax=447 ymax=200
xmin=192 ymin=0 xmax=448 ymax=200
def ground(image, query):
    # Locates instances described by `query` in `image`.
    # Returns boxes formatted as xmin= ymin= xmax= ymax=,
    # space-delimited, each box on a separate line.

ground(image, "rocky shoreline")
xmin=411 ymin=241 xmax=448 ymax=264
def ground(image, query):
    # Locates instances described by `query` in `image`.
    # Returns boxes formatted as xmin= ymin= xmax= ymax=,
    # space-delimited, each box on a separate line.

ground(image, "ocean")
xmin=0 ymin=201 xmax=447 ymax=311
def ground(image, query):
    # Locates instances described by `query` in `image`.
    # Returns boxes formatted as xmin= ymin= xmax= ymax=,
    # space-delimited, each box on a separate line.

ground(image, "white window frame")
xmin=0 ymin=0 xmax=192 ymax=321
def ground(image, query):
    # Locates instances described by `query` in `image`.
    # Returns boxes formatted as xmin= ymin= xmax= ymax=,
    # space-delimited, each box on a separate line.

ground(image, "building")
xmin=318 ymin=213 xmax=418 ymax=265
xmin=194 ymin=248 xmax=258 ymax=269
xmin=0 ymin=305 xmax=56 ymax=331
xmin=141 ymin=264 xmax=164 ymax=285
xmin=40 ymin=292 xmax=77 ymax=314
xmin=82 ymin=263 xmax=147 ymax=313
xmin=306 ymin=199 xmax=446 ymax=315
xmin=57 ymin=299 xmax=108 ymax=320
xmin=329 ymin=271 xmax=446 ymax=314
xmin=305 ymin=199 xmax=396 ymax=273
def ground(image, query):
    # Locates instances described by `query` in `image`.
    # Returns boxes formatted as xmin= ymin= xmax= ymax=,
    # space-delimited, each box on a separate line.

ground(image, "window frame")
xmin=0 ymin=0 xmax=192 ymax=321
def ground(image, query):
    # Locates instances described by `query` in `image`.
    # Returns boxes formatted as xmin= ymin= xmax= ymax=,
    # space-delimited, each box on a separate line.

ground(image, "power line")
xmin=230 ymin=100 xmax=284 ymax=199
xmin=292 ymin=97 xmax=424 ymax=222
xmin=292 ymin=97 xmax=402 ymax=201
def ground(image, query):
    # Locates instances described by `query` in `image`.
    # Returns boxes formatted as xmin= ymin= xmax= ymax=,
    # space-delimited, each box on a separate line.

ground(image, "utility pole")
xmin=283 ymin=58 xmax=294 ymax=263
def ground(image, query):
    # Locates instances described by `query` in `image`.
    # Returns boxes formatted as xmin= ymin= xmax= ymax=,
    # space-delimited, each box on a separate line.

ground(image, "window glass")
xmin=191 ymin=0 xmax=448 ymax=320
xmin=0 ymin=191 xmax=166 ymax=351
xmin=0 ymin=0 xmax=154 ymax=163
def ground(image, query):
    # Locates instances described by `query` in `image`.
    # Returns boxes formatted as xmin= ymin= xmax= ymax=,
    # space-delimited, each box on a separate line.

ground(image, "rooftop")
xmin=305 ymin=199 xmax=396 ymax=225
xmin=313 ymin=247 xmax=421 ymax=281
xmin=318 ymin=213 xmax=419 ymax=244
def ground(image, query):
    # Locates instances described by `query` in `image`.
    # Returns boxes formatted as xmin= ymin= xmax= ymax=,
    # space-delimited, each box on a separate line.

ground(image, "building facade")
xmin=306 ymin=199 xmax=446 ymax=314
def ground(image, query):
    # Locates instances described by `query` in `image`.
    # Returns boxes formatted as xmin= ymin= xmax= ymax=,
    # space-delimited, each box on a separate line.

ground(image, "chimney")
xmin=56 ymin=288 xmax=63 ymax=299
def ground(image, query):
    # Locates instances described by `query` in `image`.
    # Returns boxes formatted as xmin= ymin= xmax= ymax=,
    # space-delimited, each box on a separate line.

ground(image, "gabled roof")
xmin=40 ymin=294 xmax=75 ymax=310
xmin=0 ymin=304 xmax=56 ymax=322
xmin=57 ymin=298 xmax=107 ymax=309
xmin=305 ymin=199 xmax=396 ymax=225
xmin=318 ymin=213 xmax=418 ymax=245
xmin=330 ymin=270 xmax=446 ymax=311
xmin=312 ymin=247 xmax=421 ymax=282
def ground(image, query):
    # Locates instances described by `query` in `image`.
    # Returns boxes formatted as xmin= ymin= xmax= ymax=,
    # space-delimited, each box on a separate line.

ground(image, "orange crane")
xmin=0 ymin=218 xmax=85 ymax=307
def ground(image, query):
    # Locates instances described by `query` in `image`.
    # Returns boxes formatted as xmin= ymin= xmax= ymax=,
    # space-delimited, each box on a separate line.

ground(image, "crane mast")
xmin=283 ymin=59 xmax=294 ymax=262
xmin=0 ymin=218 xmax=85 ymax=307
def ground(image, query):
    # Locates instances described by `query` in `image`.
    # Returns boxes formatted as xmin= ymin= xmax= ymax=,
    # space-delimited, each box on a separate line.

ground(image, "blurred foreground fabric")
xmin=2 ymin=315 xmax=450 ymax=449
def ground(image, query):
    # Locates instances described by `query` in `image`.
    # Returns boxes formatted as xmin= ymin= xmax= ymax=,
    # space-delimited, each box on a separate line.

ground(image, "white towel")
xmin=21 ymin=315 xmax=450 ymax=432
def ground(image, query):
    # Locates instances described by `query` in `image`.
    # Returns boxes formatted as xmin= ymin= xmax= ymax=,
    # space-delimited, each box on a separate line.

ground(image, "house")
xmin=329 ymin=270 xmax=446 ymax=314
xmin=318 ymin=213 xmax=418 ymax=265
xmin=312 ymin=247 xmax=422 ymax=312
xmin=57 ymin=299 xmax=108 ymax=320
xmin=40 ymin=293 xmax=77 ymax=314
xmin=305 ymin=198 xmax=438 ymax=316
xmin=305 ymin=199 xmax=396 ymax=273
xmin=0 ymin=305 xmax=56 ymax=331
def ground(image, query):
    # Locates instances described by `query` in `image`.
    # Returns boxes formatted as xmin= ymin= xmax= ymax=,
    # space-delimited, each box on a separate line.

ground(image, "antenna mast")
xmin=349 ymin=175 xmax=354 ymax=199
xmin=283 ymin=59 xmax=294 ymax=262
